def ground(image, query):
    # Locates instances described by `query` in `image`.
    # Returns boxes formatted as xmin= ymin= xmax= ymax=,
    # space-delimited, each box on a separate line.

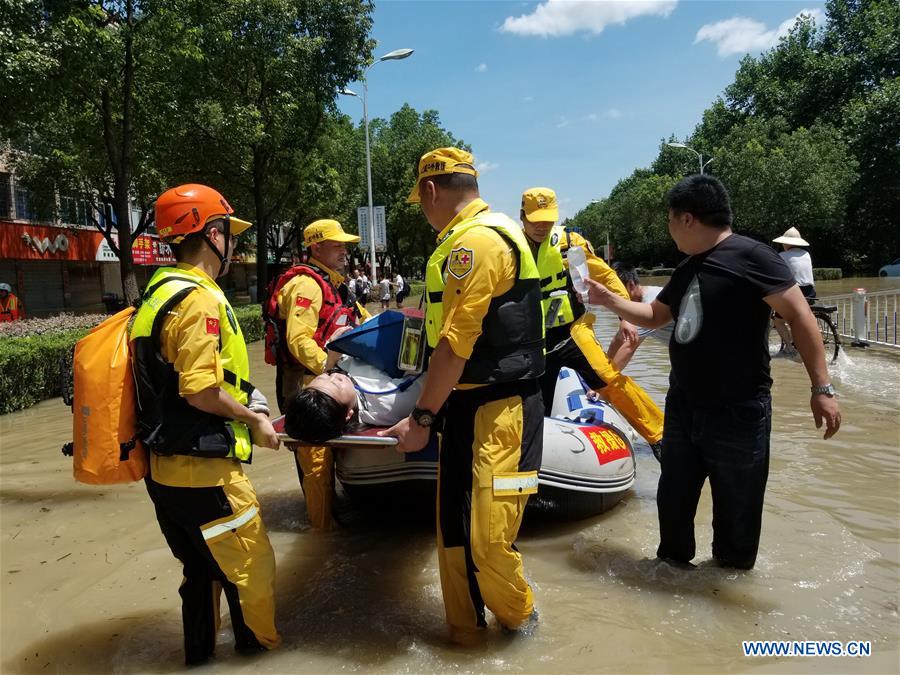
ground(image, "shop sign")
xmin=1 ymin=220 xmax=174 ymax=265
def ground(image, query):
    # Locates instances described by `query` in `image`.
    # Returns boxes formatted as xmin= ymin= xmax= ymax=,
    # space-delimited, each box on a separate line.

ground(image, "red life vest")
xmin=0 ymin=294 xmax=22 ymax=322
xmin=263 ymin=264 xmax=358 ymax=367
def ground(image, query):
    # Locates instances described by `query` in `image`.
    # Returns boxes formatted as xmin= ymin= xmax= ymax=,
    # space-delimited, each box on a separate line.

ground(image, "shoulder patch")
xmin=550 ymin=232 xmax=559 ymax=247
xmin=448 ymin=247 xmax=475 ymax=280
xmin=295 ymin=296 xmax=312 ymax=309
xmin=205 ymin=317 xmax=220 ymax=335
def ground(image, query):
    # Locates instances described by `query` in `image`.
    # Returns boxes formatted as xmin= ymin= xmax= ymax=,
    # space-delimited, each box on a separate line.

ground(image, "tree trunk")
xmin=114 ymin=197 xmax=140 ymax=303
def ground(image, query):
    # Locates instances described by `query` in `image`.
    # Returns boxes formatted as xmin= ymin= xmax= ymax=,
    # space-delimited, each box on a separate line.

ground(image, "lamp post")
xmin=667 ymin=142 xmax=714 ymax=174
xmin=341 ymin=48 xmax=414 ymax=285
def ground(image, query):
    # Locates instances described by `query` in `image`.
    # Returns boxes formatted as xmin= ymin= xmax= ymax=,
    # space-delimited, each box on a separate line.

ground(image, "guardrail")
xmin=820 ymin=289 xmax=899 ymax=349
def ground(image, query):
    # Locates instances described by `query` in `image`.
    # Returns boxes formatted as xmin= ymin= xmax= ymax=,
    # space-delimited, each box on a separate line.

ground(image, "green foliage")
xmin=162 ymin=0 xmax=375 ymax=294
xmin=0 ymin=330 xmax=87 ymax=414
xmin=366 ymin=105 xmax=469 ymax=277
xmin=577 ymin=0 xmax=897 ymax=272
xmin=813 ymin=268 xmax=843 ymax=280
xmin=233 ymin=304 xmax=264 ymax=343
xmin=0 ymin=304 xmax=264 ymax=414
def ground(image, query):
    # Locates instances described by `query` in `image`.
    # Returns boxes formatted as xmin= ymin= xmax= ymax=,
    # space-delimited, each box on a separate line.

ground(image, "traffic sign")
xmin=357 ymin=206 xmax=386 ymax=252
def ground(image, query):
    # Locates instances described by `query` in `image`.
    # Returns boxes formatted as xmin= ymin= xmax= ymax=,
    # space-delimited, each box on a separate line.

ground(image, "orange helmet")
xmin=154 ymin=184 xmax=252 ymax=243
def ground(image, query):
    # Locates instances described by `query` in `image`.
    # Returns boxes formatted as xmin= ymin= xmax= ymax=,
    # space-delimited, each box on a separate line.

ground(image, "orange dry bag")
xmin=70 ymin=307 xmax=147 ymax=484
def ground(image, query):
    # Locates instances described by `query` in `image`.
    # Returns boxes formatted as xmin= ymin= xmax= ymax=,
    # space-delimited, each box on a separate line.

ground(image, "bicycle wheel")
xmin=768 ymin=317 xmax=786 ymax=356
xmin=814 ymin=310 xmax=840 ymax=362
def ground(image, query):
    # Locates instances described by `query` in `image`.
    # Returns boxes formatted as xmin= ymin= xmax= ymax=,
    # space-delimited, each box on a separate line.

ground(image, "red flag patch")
xmin=205 ymin=317 xmax=220 ymax=335
xmin=295 ymin=296 xmax=313 ymax=309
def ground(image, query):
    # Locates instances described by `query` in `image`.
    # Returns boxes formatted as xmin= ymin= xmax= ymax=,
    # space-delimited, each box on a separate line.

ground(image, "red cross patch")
xmin=205 ymin=317 xmax=220 ymax=335
xmin=448 ymin=247 xmax=474 ymax=279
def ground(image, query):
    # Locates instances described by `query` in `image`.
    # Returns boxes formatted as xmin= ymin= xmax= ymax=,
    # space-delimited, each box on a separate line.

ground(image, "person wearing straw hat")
xmin=772 ymin=227 xmax=816 ymax=354
xmin=263 ymin=218 xmax=368 ymax=529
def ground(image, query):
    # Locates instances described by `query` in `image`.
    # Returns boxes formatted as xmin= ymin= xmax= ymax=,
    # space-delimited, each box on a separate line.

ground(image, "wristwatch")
xmin=811 ymin=383 xmax=837 ymax=397
xmin=411 ymin=407 xmax=437 ymax=428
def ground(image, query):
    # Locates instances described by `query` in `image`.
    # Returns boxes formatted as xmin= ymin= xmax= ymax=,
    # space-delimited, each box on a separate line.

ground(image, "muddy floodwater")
xmin=1 ymin=277 xmax=898 ymax=673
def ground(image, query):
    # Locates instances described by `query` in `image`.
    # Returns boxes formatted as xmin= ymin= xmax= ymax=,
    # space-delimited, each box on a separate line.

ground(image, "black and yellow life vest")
xmin=534 ymin=225 xmax=585 ymax=331
xmin=131 ymin=266 xmax=253 ymax=462
xmin=424 ymin=211 xmax=544 ymax=385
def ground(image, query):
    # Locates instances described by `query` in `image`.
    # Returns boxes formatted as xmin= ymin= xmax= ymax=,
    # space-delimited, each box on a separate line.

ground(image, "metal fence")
xmin=820 ymin=289 xmax=899 ymax=349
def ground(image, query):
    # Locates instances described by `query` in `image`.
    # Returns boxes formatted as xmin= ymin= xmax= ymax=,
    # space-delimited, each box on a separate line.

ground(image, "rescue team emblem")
xmin=295 ymin=296 xmax=312 ymax=309
xmin=550 ymin=232 xmax=559 ymax=247
xmin=448 ymin=247 xmax=474 ymax=279
xmin=205 ymin=318 xmax=220 ymax=335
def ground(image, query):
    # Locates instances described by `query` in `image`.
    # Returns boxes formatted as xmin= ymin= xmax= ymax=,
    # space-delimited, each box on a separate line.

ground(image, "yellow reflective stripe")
xmin=492 ymin=471 xmax=539 ymax=495
xmin=200 ymin=504 xmax=259 ymax=541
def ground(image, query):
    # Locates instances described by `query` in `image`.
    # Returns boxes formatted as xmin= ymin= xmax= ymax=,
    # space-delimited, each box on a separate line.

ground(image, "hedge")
xmin=813 ymin=268 xmax=842 ymax=280
xmin=0 ymin=304 xmax=266 ymax=416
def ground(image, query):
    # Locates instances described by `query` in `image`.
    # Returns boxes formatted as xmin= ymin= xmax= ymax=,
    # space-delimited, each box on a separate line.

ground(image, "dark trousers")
xmin=145 ymin=477 xmax=264 ymax=664
xmin=656 ymin=387 xmax=772 ymax=569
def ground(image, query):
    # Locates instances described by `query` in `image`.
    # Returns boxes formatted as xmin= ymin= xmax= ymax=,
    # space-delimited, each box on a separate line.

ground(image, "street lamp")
xmin=667 ymin=142 xmax=714 ymax=174
xmin=341 ymin=47 xmax=414 ymax=284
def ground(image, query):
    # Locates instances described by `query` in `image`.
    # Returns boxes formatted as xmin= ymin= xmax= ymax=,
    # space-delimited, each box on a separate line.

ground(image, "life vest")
xmin=0 ymin=294 xmax=22 ymax=322
xmin=263 ymin=263 xmax=359 ymax=368
xmin=534 ymin=226 xmax=585 ymax=330
xmin=424 ymin=210 xmax=544 ymax=385
xmin=131 ymin=266 xmax=254 ymax=462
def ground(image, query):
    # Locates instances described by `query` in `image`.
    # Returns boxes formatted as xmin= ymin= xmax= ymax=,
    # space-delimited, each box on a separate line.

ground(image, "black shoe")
xmin=650 ymin=441 xmax=663 ymax=462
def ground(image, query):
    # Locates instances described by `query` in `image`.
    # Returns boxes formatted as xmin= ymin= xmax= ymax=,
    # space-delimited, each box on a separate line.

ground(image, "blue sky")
xmin=337 ymin=0 xmax=826 ymax=222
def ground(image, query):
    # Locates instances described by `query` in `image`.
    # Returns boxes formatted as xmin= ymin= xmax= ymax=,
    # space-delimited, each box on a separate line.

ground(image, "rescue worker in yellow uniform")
xmin=382 ymin=148 xmax=545 ymax=645
xmin=521 ymin=187 xmax=664 ymax=457
xmin=132 ymin=184 xmax=282 ymax=665
xmin=263 ymin=219 xmax=368 ymax=529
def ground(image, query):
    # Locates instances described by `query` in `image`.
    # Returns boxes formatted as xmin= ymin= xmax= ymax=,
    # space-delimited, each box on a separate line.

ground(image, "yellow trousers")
xmin=145 ymin=476 xmax=280 ymax=663
xmin=437 ymin=380 xmax=543 ymax=644
xmin=280 ymin=369 xmax=336 ymax=531
xmin=568 ymin=314 xmax=664 ymax=444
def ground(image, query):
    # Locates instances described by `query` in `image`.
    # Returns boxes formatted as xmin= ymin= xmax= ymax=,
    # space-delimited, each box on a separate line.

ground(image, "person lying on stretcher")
xmin=283 ymin=357 xmax=424 ymax=444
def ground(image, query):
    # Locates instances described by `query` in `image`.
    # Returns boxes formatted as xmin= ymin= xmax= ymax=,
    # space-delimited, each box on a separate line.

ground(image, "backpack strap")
xmin=147 ymin=281 xmax=257 ymax=396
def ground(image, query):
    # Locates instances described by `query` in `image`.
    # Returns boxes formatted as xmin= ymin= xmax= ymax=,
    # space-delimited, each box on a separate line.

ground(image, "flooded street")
xmin=1 ymin=278 xmax=898 ymax=673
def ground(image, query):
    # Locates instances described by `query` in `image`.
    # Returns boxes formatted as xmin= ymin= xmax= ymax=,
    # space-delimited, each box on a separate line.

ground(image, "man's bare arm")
xmin=765 ymin=285 xmax=841 ymax=439
xmin=584 ymin=277 xmax=673 ymax=328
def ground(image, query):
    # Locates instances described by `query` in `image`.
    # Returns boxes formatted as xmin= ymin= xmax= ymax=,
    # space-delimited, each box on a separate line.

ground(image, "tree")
xmin=164 ymin=0 xmax=374 ymax=298
xmin=365 ymin=104 xmax=468 ymax=278
xmin=1 ymin=0 xmax=181 ymax=302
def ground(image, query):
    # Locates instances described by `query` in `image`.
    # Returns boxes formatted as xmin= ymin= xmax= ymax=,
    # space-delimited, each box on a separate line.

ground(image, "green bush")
xmin=636 ymin=267 xmax=675 ymax=277
xmin=0 ymin=329 xmax=87 ymax=415
xmin=813 ymin=268 xmax=842 ymax=280
xmin=234 ymin=303 xmax=264 ymax=342
xmin=0 ymin=303 xmax=265 ymax=415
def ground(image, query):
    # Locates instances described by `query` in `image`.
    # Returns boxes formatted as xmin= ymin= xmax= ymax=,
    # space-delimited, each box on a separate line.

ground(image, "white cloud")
xmin=555 ymin=116 xmax=570 ymax=129
xmin=476 ymin=161 xmax=499 ymax=173
xmin=475 ymin=63 xmax=488 ymax=73
xmin=500 ymin=0 xmax=677 ymax=38
xmin=523 ymin=95 xmax=534 ymax=102
xmin=695 ymin=8 xmax=824 ymax=57
xmin=584 ymin=113 xmax=599 ymax=122
xmin=606 ymin=107 xmax=623 ymax=119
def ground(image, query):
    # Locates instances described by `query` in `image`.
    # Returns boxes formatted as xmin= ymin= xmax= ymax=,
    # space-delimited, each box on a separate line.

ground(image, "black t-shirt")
xmin=657 ymin=233 xmax=795 ymax=404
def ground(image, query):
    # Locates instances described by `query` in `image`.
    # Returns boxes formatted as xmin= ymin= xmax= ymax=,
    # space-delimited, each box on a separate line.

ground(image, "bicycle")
xmin=768 ymin=300 xmax=841 ymax=363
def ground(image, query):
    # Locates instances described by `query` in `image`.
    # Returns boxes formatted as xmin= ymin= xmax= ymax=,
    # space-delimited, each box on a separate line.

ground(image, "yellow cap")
xmin=407 ymin=147 xmax=479 ymax=203
xmin=521 ymin=187 xmax=559 ymax=223
xmin=303 ymin=219 xmax=360 ymax=247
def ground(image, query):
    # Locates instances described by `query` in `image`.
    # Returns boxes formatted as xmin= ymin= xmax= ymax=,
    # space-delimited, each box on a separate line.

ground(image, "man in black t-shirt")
xmin=584 ymin=175 xmax=841 ymax=570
